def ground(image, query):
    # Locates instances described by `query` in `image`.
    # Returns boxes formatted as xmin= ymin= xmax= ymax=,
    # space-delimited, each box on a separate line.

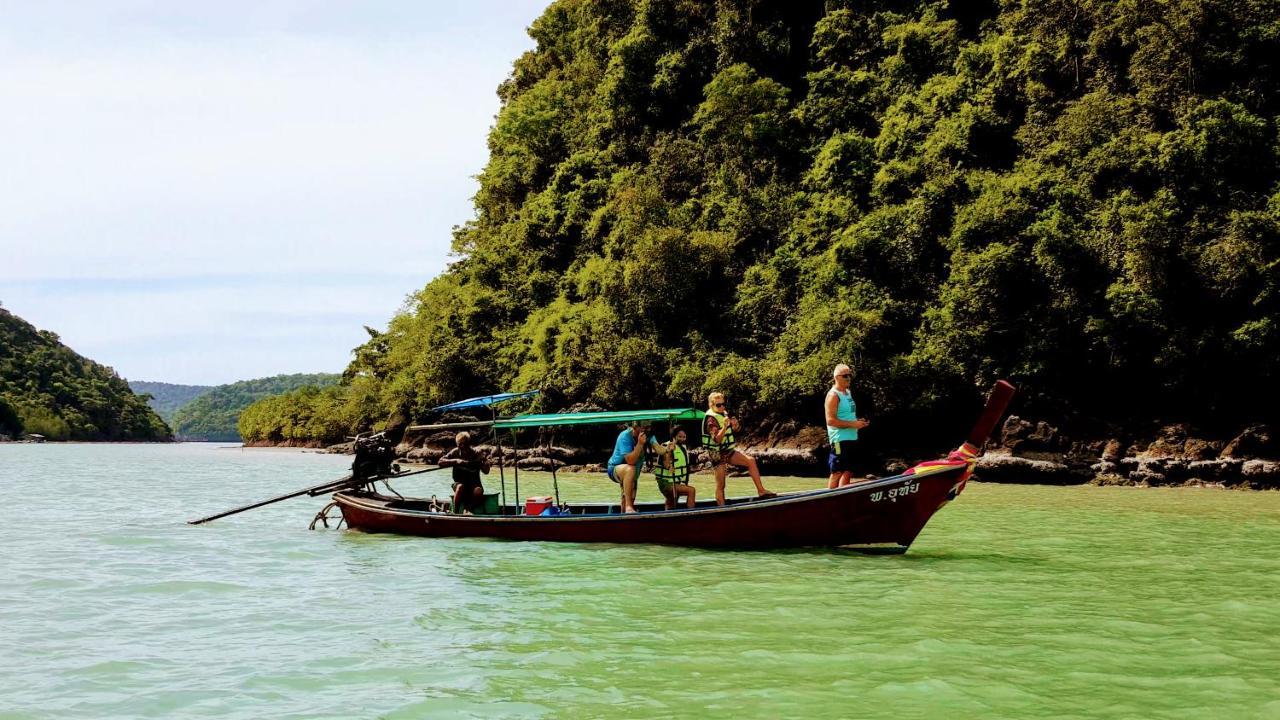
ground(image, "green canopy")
xmin=493 ymin=408 xmax=704 ymax=430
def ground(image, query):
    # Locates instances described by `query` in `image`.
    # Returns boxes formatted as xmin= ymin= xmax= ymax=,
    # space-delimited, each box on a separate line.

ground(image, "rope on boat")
xmin=309 ymin=501 xmax=344 ymax=530
xmin=380 ymin=477 xmax=404 ymax=500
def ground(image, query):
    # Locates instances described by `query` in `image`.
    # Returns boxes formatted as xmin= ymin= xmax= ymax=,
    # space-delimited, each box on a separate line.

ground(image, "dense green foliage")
xmin=127 ymin=381 xmax=213 ymax=423
xmin=238 ymin=385 xmax=363 ymax=444
xmin=255 ymin=0 xmax=1280 ymax=448
xmin=0 ymin=308 xmax=171 ymax=440
xmin=170 ymin=373 xmax=339 ymax=441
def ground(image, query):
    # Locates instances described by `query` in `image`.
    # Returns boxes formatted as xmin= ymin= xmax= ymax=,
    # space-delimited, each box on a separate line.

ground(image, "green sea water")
xmin=1 ymin=443 xmax=1277 ymax=719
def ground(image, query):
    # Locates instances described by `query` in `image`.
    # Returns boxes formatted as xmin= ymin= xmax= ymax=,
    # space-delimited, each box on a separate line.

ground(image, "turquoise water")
xmin=1 ymin=443 xmax=1278 ymax=719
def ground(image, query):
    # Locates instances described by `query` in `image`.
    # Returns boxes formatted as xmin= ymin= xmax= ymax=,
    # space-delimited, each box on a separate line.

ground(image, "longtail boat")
xmin=328 ymin=381 xmax=1016 ymax=552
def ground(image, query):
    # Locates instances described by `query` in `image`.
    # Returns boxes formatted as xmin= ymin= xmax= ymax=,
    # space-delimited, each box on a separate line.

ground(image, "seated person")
xmin=438 ymin=431 xmax=490 ymax=514
xmin=607 ymin=421 xmax=660 ymax=514
xmin=654 ymin=427 xmax=696 ymax=510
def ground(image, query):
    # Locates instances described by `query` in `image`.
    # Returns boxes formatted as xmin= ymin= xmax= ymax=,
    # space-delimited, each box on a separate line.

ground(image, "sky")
xmin=0 ymin=0 xmax=549 ymax=386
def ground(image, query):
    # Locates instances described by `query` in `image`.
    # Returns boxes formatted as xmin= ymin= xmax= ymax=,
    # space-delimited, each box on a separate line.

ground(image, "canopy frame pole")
xmin=549 ymin=431 xmax=560 ymax=506
xmin=489 ymin=404 xmax=507 ymax=515
xmin=511 ymin=428 xmax=521 ymax=512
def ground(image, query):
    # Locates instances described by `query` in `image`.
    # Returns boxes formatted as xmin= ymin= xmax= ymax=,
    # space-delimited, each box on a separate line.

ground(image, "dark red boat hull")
xmin=333 ymin=465 xmax=968 ymax=551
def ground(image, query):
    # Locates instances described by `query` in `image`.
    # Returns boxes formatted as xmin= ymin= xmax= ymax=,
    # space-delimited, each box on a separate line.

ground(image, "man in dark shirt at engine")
xmin=439 ymin=431 xmax=490 ymax=514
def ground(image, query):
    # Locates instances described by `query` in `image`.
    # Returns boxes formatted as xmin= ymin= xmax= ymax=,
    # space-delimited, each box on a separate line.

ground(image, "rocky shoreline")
xmin=972 ymin=417 xmax=1280 ymax=489
xmin=0 ymin=435 xmax=174 ymax=444
xmin=278 ymin=415 xmax=1280 ymax=490
xmin=241 ymin=438 xmax=330 ymax=449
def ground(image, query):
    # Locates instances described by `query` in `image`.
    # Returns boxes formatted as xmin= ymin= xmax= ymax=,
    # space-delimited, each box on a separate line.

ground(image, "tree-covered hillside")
xmin=170 ymin=373 xmax=340 ymax=441
xmin=127 ymin=381 xmax=213 ymax=423
xmin=0 ymin=307 xmax=171 ymax=440
xmin=238 ymin=384 xmax=360 ymax=445
xmin=246 ymin=0 xmax=1280 ymax=449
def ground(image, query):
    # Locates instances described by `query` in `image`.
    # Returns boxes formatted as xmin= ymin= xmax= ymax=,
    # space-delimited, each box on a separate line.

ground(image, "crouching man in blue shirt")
xmin=607 ymin=422 xmax=660 ymax=514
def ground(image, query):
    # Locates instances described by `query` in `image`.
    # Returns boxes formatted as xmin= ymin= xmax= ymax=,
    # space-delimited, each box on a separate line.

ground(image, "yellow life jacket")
xmin=701 ymin=410 xmax=735 ymax=452
xmin=655 ymin=443 xmax=690 ymax=485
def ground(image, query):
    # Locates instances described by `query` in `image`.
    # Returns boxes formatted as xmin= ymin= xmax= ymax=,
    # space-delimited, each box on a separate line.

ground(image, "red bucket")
xmin=525 ymin=496 xmax=554 ymax=516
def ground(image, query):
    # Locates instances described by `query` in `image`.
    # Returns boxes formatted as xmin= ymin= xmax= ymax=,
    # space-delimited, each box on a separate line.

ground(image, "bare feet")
xmin=624 ymin=507 xmax=638 ymax=514
xmin=757 ymin=491 xmax=778 ymax=500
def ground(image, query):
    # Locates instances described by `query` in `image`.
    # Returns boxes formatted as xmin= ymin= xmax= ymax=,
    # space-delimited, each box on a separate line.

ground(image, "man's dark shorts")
xmin=453 ymin=476 xmax=485 ymax=509
xmin=828 ymin=440 xmax=857 ymax=474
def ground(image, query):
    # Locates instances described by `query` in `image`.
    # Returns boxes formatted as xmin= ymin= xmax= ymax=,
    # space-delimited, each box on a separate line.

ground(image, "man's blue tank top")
xmin=827 ymin=388 xmax=858 ymax=444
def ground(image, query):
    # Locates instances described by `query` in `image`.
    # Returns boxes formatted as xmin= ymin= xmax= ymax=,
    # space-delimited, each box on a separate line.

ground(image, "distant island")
xmin=156 ymin=373 xmax=340 ymax=442
xmin=0 ymin=305 xmax=340 ymax=444
xmin=126 ymin=381 xmax=213 ymax=423
xmin=0 ymin=306 xmax=169 ymax=441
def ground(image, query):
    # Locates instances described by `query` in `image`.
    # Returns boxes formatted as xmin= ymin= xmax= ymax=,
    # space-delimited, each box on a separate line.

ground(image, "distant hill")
xmin=0 ymin=307 xmax=170 ymax=441
xmin=169 ymin=373 xmax=340 ymax=441
xmin=128 ymin=381 xmax=213 ymax=423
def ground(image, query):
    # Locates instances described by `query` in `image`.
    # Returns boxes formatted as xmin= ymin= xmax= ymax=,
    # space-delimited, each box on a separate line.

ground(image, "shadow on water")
xmin=325 ymin=527 xmax=1046 ymax=569
xmin=889 ymin=548 xmax=1049 ymax=565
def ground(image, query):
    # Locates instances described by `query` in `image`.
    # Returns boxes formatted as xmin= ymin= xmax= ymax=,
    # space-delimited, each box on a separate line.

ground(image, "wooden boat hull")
xmin=332 ymin=463 xmax=968 ymax=551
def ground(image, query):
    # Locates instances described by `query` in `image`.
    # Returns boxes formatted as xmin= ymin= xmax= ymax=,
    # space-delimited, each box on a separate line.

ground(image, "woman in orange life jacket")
xmin=702 ymin=392 xmax=776 ymax=505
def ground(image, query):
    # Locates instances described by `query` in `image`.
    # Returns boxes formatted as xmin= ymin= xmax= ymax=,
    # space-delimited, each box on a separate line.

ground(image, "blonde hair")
xmin=455 ymin=431 xmax=471 ymax=447
xmin=707 ymin=391 xmax=725 ymax=409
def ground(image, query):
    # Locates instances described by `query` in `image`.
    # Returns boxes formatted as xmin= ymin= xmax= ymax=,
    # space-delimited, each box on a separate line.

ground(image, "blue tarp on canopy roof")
xmin=430 ymin=390 xmax=540 ymax=413
xmin=493 ymin=408 xmax=704 ymax=430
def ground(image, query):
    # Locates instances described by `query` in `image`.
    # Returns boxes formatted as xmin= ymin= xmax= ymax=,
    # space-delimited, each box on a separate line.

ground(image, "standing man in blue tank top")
xmin=825 ymin=363 xmax=870 ymax=488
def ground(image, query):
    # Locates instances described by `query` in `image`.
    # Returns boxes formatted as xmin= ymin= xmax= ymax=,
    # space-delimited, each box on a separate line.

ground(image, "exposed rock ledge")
xmin=975 ymin=418 xmax=1280 ymax=489
xmin=241 ymin=439 xmax=329 ymax=449
xmin=973 ymin=453 xmax=1086 ymax=485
